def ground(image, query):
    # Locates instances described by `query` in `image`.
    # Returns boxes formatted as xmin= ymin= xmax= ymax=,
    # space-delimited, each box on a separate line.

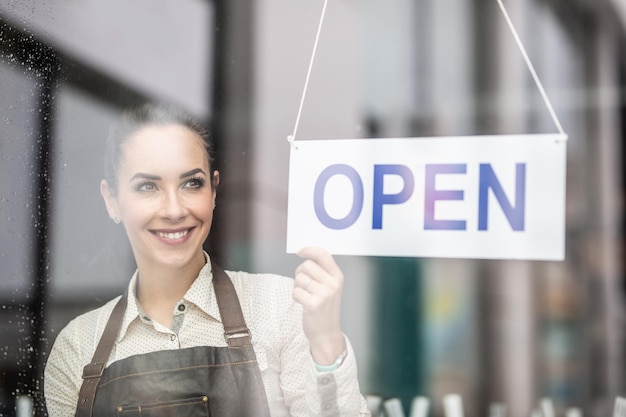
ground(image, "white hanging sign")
xmin=284 ymin=0 xmax=568 ymax=260
xmin=286 ymin=134 xmax=567 ymax=260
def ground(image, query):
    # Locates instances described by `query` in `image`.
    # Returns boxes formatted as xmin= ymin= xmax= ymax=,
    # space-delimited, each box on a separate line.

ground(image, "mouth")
xmin=152 ymin=227 xmax=194 ymax=242
xmin=156 ymin=230 xmax=189 ymax=239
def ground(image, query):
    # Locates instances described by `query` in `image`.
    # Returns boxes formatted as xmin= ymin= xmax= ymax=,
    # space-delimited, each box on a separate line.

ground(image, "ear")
xmin=212 ymin=170 xmax=220 ymax=191
xmin=211 ymin=171 xmax=220 ymax=206
xmin=100 ymin=179 xmax=119 ymax=220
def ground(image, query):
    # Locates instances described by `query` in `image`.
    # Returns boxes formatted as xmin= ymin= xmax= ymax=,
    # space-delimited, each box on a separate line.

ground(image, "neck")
xmin=134 ymin=251 xmax=206 ymax=326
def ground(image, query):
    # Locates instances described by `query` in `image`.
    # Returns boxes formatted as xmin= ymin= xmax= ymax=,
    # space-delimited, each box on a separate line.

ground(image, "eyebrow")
xmin=180 ymin=168 xmax=206 ymax=179
xmin=129 ymin=168 xmax=206 ymax=182
xmin=130 ymin=173 xmax=161 ymax=182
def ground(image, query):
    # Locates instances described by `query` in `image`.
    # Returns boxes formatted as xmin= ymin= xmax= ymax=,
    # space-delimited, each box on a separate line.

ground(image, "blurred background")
xmin=0 ymin=0 xmax=624 ymax=416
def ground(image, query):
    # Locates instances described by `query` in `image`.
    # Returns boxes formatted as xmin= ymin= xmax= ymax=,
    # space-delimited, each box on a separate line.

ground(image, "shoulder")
xmin=224 ymin=269 xmax=299 ymax=319
xmin=225 ymin=270 xmax=294 ymax=296
xmin=45 ymin=296 xmax=123 ymax=397
xmin=223 ymin=270 xmax=302 ymax=351
xmin=61 ymin=296 xmax=121 ymax=335
xmin=48 ymin=296 xmax=122 ymax=364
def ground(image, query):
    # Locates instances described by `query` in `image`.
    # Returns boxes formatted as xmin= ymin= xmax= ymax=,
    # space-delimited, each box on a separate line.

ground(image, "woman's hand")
xmin=292 ymin=247 xmax=346 ymax=365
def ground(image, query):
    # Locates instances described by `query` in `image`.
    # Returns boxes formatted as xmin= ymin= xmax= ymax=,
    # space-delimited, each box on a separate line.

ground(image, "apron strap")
xmin=210 ymin=260 xmax=252 ymax=347
xmin=75 ymin=292 xmax=127 ymax=417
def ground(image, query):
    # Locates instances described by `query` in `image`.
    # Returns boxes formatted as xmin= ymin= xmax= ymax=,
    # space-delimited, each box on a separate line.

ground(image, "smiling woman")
xmin=43 ymin=103 xmax=370 ymax=417
xmin=100 ymin=123 xmax=219 ymax=327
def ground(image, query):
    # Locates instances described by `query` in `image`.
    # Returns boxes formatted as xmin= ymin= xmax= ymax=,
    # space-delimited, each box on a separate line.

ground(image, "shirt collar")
xmin=116 ymin=252 xmax=222 ymax=342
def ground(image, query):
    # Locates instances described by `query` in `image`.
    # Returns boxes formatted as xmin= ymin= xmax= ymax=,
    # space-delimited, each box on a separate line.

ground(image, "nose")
xmin=161 ymin=190 xmax=187 ymax=221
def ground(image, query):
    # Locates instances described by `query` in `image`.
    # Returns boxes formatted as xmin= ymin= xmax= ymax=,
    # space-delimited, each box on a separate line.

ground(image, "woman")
xmin=44 ymin=104 xmax=370 ymax=416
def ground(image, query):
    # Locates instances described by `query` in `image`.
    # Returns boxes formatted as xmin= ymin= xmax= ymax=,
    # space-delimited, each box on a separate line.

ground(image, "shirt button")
xmin=178 ymin=304 xmax=186 ymax=312
xmin=171 ymin=334 xmax=177 ymax=341
xmin=323 ymin=403 xmax=334 ymax=411
xmin=320 ymin=376 xmax=330 ymax=385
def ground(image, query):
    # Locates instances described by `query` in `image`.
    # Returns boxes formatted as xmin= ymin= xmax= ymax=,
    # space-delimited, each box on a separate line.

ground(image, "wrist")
xmin=313 ymin=347 xmax=348 ymax=373
xmin=310 ymin=333 xmax=346 ymax=366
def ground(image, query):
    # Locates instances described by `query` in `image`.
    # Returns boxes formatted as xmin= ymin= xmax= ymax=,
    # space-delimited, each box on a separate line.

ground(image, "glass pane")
xmin=49 ymin=83 xmax=134 ymax=299
xmin=0 ymin=61 xmax=39 ymax=302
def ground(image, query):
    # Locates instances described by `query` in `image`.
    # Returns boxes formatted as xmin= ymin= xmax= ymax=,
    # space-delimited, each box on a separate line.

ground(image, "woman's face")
xmin=101 ymin=124 xmax=218 ymax=272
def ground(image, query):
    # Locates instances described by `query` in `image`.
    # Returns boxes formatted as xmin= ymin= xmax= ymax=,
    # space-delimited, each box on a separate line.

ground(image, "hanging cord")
xmin=287 ymin=0 xmax=330 ymax=149
xmin=287 ymin=0 xmax=565 ymax=143
xmin=496 ymin=0 xmax=566 ymax=137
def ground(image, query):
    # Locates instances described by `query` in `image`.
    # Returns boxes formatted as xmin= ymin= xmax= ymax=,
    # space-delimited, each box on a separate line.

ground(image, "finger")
xmin=295 ymin=259 xmax=325 ymax=281
xmin=294 ymin=272 xmax=317 ymax=292
xmin=292 ymin=286 xmax=322 ymax=310
xmin=296 ymin=259 xmax=343 ymax=295
xmin=296 ymin=247 xmax=342 ymax=278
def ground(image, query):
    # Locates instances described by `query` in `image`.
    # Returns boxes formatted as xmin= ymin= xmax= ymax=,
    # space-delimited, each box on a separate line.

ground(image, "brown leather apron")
xmin=74 ymin=261 xmax=271 ymax=417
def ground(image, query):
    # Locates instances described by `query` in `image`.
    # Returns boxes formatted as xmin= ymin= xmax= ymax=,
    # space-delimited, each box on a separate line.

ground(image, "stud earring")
xmin=113 ymin=216 xmax=121 ymax=224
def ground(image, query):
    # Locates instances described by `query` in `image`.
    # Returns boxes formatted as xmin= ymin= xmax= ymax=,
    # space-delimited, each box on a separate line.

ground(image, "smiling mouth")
xmin=154 ymin=229 xmax=191 ymax=240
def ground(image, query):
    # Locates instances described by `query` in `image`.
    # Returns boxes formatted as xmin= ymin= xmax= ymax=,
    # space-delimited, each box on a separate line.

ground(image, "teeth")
xmin=156 ymin=230 xmax=189 ymax=240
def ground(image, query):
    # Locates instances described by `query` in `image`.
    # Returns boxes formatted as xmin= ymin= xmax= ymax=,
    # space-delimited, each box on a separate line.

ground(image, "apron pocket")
xmin=115 ymin=395 xmax=209 ymax=417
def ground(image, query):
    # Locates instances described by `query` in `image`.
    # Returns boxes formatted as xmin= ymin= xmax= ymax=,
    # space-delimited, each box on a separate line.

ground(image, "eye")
xmin=136 ymin=182 xmax=157 ymax=192
xmin=183 ymin=177 xmax=205 ymax=190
